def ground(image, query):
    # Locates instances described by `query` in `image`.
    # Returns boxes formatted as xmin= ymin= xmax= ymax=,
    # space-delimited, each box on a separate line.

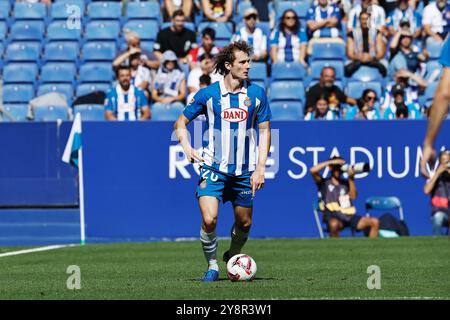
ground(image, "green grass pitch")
xmin=0 ymin=237 xmax=449 ymax=299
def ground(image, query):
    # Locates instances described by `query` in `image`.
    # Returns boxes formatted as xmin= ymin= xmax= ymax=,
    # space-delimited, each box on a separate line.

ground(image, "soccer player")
xmin=421 ymin=36 xmax=450 ymax=177
xmin=174 ymin=41 xmax=272 ymax=282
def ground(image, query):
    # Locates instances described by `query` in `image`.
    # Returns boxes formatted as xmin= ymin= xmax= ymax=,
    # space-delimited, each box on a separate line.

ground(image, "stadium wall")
xmin=0 ymin=121 xmax=448 ymax=241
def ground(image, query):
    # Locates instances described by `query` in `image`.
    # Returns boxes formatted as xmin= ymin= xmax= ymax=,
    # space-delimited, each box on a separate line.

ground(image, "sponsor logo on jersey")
xmin=221 ymin=108 xmax=249 ymax=122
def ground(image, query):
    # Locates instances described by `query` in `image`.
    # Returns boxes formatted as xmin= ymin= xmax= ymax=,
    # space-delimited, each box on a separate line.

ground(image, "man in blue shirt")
xmin=421 ymin=36 xmax=450 ymax=177
xmin=174 ymin=41 xmax=272 ymax=282
xmin=104 ymin=66 xmax=151 ymax=121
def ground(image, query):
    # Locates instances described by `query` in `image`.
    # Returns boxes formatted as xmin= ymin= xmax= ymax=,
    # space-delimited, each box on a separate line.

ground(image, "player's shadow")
xmin=188 ymin=277 xmax=281 ymax=282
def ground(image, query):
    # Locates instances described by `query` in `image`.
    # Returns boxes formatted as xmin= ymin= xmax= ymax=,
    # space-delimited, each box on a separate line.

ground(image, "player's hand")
xmin=421 ymin=143 xmax=436 ymax=178
xmin=250 ymin=168 xmax=265 ymax=198
xmin=186 ymin=147 xmax=204 ymax=164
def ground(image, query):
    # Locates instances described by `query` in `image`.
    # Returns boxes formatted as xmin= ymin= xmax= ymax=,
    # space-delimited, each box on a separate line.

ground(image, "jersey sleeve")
xmin=104 ymin=90 xmax=114 ymax=111
xmin=183 ymin=88 xmax=207 ymax=121
xmin=269 ymin=30 xmax=279 ymax=47
xmin=439 ymin=36 xmax=450 ymax=67
xmin=256 ymin=87 xmax=272 ymax=124
xmin=136 ymin=89 xmax=149 ymax=109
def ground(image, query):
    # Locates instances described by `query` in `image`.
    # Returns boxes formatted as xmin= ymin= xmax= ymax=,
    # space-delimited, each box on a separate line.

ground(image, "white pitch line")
xmin=0 ymin=244 xmax=78 ymax=258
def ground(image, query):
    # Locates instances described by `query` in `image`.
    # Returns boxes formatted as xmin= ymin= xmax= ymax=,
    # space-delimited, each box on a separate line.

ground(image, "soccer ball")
xmin=226 ymin=254 xmax=257 ymax=281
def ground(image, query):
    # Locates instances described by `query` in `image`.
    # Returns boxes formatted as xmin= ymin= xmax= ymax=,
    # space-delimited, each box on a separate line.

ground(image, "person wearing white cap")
xmin=232 ymin=7 xmax=267 ymax=62
xmin=151 ymin=50 xmax=187 ymax=112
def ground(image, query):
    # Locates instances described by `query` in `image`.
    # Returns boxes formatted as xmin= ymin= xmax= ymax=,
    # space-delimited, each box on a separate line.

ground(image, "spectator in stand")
xmin=423 ymin=149 xmax=450 ymax=236
xmin=423 ymin=0 xmax=448 ymax=46
xmin=306 ymin=0 xmax=344 ymax=54
xmin=188 ymin=27 xmax=220 ymax=70
xmin=163 ymin=0 xmax=194 ymax=22
xmin=154 ymin=10 xmax=197 ymax=64
xmin=152 ymin=50 xmax=187 ymax=111
xmin=104 ymin=66 xmax=151 ymax=121
xmin=304 ymin=95 xmax=338 ymax=120
xmin=347 ymin=0 xmax=387 ymax=33
xmin=113 ymin=31 xmax=160 ymax=71
xmin=201 ymin=0 xmax=233 ymax=22
xmin=187 ymin=74 xmax=211 ymax=106
xmin=352 ymin=89 xmax=382 ymax=120
xmin=129 ymin=52 xmax=152 ymax=98
xmin=345 ymin=11 xmax=387 ymax=77
xmin=382 ymin=83 xmax=423 ymax=119
xmin=232 ymin=7 xmax=268 ymax=62
xmin=187 ymin=52 xmax=222 ymax=97
xmin=386 ymin=0 xmax=422 ymax=39
xmin=305 ymin=66 xmax=357 ymax=116
xmin=270 ymin=9 xmax=308 ymax=66
xmin=388 ymin=29 xmax=428 ymax=77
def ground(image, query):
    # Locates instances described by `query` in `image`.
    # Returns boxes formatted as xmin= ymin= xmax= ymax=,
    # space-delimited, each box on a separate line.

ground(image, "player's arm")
xmin=251 ymin=121 xmax=271 ymax=196
xmin=104 ymin=94 xmax=117 ymax=121
xmin=174 ymin=114 xmax=204 ymax=163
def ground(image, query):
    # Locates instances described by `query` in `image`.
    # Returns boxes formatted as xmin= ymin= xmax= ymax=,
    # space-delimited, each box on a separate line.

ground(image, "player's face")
xmin=229 ymin=50 xmax=251 ymax=81
xmin=118 ymin=69 xmax=131 ymax=89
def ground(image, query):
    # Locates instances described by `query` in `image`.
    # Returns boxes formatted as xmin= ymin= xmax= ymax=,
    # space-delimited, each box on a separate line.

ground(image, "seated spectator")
xmin=188 ymin=27 xmax=220 ymax=70
xmin=233 ymin=8 xmax=268 ymax=62
xmin=423 ymin=149 xmax=450 ymax=236
xmin=104 ymin=66 xmax=151 ymax=121
xmin=305 ymin=95 xmax=338 ymax=120
xmin=305 ymin=67 xmax=357 ymax=115
xmin=310 ymin=156 xmax=380 ymax=238
xmin=129 ymin=52 xmax=152 ymax=98
xmin=113 ymin=31 xmax=160 ymax=71
xmin=347 ymin=0 xmax=387 ymax=33
xmin=345 ymin=11 xmax=387 ymax=77
xmin=386 ymin=0 xmax=422 ymax=39
xmin=388 ymin=30 xmax=428 ymax=77
xmin=270 ymin=9 xmax=307 ymax=65
xmin=352 ymin=89 xmax=382 ymax=120
xmin=306 ymin=0 xmax=344 ymax=54
xmin=201 ymin=0 xmax=233 ymax=22
xmin=152 ymin=50 xmax=187 ymax=111
xmin=423 ymin=0 xmax=448 ymax=45
xmin=154 ymin=10 xmax=197 ymax=64
xmin=187 ymin=74 xmax=211 ymax=107
xmin=382 ymin=83 xmax=423 ymax=119
xmin=187 ymin=52 xmax=222 ymax=96
xmin=163 ymin=0 xmax=194 ymax=22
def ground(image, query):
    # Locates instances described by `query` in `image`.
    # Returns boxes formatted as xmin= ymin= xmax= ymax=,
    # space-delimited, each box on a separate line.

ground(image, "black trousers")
xmin=345 ymin=61 xmax=387 ymax=77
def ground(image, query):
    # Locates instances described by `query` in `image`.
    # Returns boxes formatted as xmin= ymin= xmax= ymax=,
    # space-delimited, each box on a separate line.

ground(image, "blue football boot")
xmin=202 ymin=269 xmax=219 ymax=282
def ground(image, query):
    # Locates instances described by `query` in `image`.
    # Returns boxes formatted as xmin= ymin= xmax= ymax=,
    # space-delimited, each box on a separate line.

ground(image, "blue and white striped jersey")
xmin=183 ymin=78 xmax=271 ymax=176
xmin=105 ymin=84 xmax=148 ymax=121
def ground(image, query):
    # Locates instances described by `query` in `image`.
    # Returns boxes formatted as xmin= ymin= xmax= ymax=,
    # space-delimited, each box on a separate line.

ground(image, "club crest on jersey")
xmin=244 ymin=97 xmax=251 ymax=107
xmin=221 ymin=108 xmax=248 ymax=122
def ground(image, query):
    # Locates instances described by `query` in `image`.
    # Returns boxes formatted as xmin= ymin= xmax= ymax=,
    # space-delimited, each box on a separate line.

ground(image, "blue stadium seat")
xmin=10 ymin=21 xmax=45 ymax=41
xmin=161 ymin=21 xmax=195 ymax=32
xmin=13 ymin=3 xmax=47 ymax=20
xmin=37 ymin=84 xmax=74 ymax=102
xmin=0 ymin=2 xmax=10 ymax=21
xmin=85 ymin=21 xmax=120 ymax=41
xmin=151 ymin=103 xmax=184 ymax=121
xmin=349 ymin=66 xmax=382 ymax=82
xmin=269 ymin=81 xmax=304 ymax=103
xmin=76 ymin=83 xmax=111 ymax=97
xmin=0 ymin=21 xmax=7 ymax=40
xmin=346 ymin=81 xmax=382 ymax=99
xmin=270 ymin=101 xmax=304 ymax=120
xmin=310 ymin=60 xmax=344 ymax=80
xmin=310 ymin=42 xmax=346 ymax=61
xmin=79 ymin=63 xmax=114 ymax=83
xmin=271 ymin=62 xmax=305 ymax=82
xmin=3 ymin=84 xmax=35 ymax=103
xmin=276 ymin=1 xmax=309 ymax=20
xmin=34 ymin=105 xmax=71 ymax=121
xmin=81 ymin=42 xmax=116 ymax=62
xmin=426 ymin=40 xmax=443 ymax=60
xmin=51 ymin=1 xmax=86 ymax=20
xmin=47 ymin=21 xmax=82 ymax=41
xmin=3 ymin=63 xmax=39 ymax=84
xmin=214 ymin=39 xmax=231 ymax=48
xmin=43 ymin=42 xmax=79 ymax=62
xmin=40 ymin=63 xmax=76 ymax=83
xmin=87 ymin=2 xmax=122 ymax=21
xmin=141 ymin=40 xmax=154 ymax=53
xmin=236 ymin=21 xmax=271 ymax=39
xmin=73 ymin=104 xmax=105 ymax=121
xmin=122 ymin=20 xmax=159 ymax=41
xmin=425 ymin=60 xmax=442 ymax=81
xmin=252 ymin=80 xmax=266 ymax=90
xmin=198 ymin=22 xmax=233 ymax=40
xmin=237 ymin=0 xmax=253 ymax=17
xmin=5 ymin=42 xmax=41 ymax=62
xmin=248 ymin=62 xmax=267 ymax=82
xmin=126 ymin=1 xmax=161 ymax=21
xmin=423 ymin=81 xmax=439 ymax=108
xmin=1 ymin=104 xmax=29 ymax=122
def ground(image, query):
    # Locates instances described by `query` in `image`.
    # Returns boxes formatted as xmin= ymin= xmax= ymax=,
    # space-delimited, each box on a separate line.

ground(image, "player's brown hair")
xmin=214 ymin=41 xmax=253 ymax=76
